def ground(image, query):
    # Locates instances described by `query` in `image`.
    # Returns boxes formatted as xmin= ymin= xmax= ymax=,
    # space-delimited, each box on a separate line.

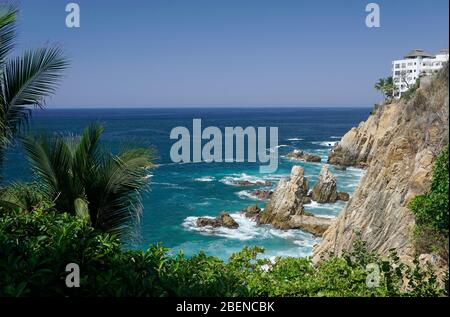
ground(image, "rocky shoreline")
xmin=256 ymin=165 xmax=346 ymax=236
xmin=193 ymin=164 xmax=350 ymax=238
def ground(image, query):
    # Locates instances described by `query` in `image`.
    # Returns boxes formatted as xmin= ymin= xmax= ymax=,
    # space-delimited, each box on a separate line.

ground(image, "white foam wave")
xmin=194 ymin=176 xmax=215 ymax=182
xmin=312 ymin=141 xmax=339 ymax=147
xmin=236 ymin=190 xmax=258 ymax=200
xmin=220 ymin=173 xmax=271 ymax=186
xmin=287 ymin=138 xmax=304 ymax=141
xmin=267 ymin=144 xmax=288 ymax=153
xmin=182 ymin=212 xmax=320 ymax=246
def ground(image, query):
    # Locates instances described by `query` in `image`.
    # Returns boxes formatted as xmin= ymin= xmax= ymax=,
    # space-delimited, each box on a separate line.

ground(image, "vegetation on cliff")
xmin=409 ymin=146 xmax=449 ymax=263
xmin=0 ymin=204 xmax=445 ymax=297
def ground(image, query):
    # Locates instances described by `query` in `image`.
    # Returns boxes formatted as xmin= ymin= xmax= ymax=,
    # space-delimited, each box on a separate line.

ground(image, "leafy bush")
xmin=0 ymin=204 xmax=445 ymax=297
xmin=401 ymin=79 xmax=420 ymax=102
xmin=409 ymin=146 xmax=449 ymax=258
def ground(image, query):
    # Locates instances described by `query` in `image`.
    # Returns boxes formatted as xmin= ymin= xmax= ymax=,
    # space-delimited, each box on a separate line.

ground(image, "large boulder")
xmin=290 ymin=215 xmax=333 ymax=236
xmin=241 ymin=204 xmax=262 ymax=219
xmin=337 ymin=192 xmax=350 ymax=201
xmin=286 ymin=150 xmax=321 ymax=162
xmin=219 ymin=212 xmax=239 ymax=229
xmin=258 ymin=166 xmax=309 ymax=228
xmin=196 ymin=217 xmax=221 ymax=228
xmin=250 ymin=189 xmax=273 ymax=200
xmin=196 ymin=212 xmax=239 ymax=229
xmin=311 ymin=165 xmax=339 ymax=203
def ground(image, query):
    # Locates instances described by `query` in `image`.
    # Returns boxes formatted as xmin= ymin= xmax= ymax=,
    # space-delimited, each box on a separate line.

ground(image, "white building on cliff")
xmin=392 ymin=48 xmax=449 ymax=98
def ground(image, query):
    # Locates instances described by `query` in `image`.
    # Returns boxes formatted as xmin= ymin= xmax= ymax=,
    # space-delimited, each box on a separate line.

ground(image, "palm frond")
xmin=72 ymin=123 xmax=104 ymax=182
xmin=0 ymin=4 xmax=17 ymax=65
xmin=20 ymin=132 xmax=74 ymax=201
xmin=0 ymin=182 xmax=47 ymax=212
xmin=89 ymin=148 xmax=154 ymax=238
xmin=21 ymin=124 xmax=155 ymax=239
xmin=1 ymin=46 xmax=69 ymax=135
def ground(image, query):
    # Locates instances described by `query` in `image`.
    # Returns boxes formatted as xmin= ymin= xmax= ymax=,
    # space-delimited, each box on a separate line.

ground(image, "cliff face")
xmin=313 ymin=67 xmax=449 ymax=262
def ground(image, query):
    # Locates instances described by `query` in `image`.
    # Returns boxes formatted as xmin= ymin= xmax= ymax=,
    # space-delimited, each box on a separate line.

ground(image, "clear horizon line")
xmin=43 ymin=104 xmax=374 ymax=109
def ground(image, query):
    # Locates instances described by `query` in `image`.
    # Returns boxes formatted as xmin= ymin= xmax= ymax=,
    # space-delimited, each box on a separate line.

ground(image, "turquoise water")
xmin=3 ymin=107 xmax=369 ymax=259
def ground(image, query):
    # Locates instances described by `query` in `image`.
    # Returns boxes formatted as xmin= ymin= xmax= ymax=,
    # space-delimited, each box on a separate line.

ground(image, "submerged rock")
xmin=290 ymin=215 xmax=333 ymax=236
xmin=311 ymin=165 xmax=338 ymax=203
xmin=241 ymin=204 xmax=262 ymax=219
xmin=286 ymin=150 xmax=321 ymax=162
xmin=235 ymin=180 xmax=273 ymax=187
xmin=196 ymin=217 xmax=221 ymax=228
xmin=219 ymin=212 xmax=239 ymax=229
xmin=337 ymin=192 xmax=350 ymax=201
xmin=302 ymin=197 xmax=312 ymax=204
xmin=250 ymin=189 xmax=273 ymax=200
xmin=196 ymin=212 xmax=239 ymax=229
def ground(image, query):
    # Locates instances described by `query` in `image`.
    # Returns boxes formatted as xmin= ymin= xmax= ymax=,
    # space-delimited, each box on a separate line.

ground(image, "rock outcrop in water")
xmin=241 ymin=204 xmax=262 ymax=220
xmin=197 ymin=212 xmax=239 ymax=229
xmin=258 ymin=166 xmax=331 ymax=236
xmin=258 ymin=166 xmax=308 ymax=228
xmin=286 ymin=150 xmax=322 ymax=162
xmin=249 ymin=189 xmax=273 ymax=200
xmin=313 ymin=66 xmax=449 ymax=263
xmin=234 ymin=180 xmax=272 ymax=187
xmin=309 ymin=165 xmax=350 ymax=203
xmin=311 ymin=165 xmax=339 ymax=203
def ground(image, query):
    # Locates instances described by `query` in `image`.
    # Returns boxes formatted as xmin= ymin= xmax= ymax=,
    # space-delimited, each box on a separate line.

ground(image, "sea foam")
xmin=182 ymin=212 xmax=321 ymax=248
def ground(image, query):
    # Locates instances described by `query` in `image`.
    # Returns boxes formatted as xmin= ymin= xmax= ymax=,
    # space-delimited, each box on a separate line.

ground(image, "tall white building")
xmin=392 ymin=48 xmax=449 ymax=98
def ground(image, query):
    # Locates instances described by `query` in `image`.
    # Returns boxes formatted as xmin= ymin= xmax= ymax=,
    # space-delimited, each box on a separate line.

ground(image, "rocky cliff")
xmin=313 ymin=67 xmax=449 ymax=262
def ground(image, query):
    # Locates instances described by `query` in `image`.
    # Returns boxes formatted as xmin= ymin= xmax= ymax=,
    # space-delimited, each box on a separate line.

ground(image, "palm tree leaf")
xmin=72 ymin=123 xmax=104 ymax=182
xmin=20 ymin=134 xmax=59 ymax=195
xmin=0 ymin=4 xmax=17 ymax=65
xmin=89 ymin=148 xmax=154 ymax=237
xmin=22 ymin=123 xmax=155 ymax=239
xmin=1 ymin=46 xmax=69 ymax=135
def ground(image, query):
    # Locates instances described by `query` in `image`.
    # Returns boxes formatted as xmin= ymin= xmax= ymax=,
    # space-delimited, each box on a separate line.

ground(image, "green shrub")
xmin=409 ymin=146 xmax=449 ymax=258
xmin=0 ymin=204 xmax=444 ymax=297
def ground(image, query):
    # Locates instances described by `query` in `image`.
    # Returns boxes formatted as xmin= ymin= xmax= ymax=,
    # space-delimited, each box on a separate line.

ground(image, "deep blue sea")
xmin=3 ymin=107 xmax=370 ymax=259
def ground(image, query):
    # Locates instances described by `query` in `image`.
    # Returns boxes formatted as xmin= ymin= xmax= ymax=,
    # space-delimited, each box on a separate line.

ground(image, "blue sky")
xmin=12 ymin=0 xmax=450 ymax=107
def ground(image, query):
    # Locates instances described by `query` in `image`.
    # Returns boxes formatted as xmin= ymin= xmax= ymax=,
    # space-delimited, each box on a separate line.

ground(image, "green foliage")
xmin=0 ymin=4 xmax=68 ymax=170
xmin=409 ymin=147 xmax=448 ymax=230
xmin=374 ymin=77 xmax=394 ymax=103
xmin=0 ymin=206 xmax=444 ymax=297
xmin=408 ymin=147 xmax=449 ymax=260
xmin=401 ymin=79 xmax=420 ymax=102
xmin=19 ymin=123 xmax=155 ymax=239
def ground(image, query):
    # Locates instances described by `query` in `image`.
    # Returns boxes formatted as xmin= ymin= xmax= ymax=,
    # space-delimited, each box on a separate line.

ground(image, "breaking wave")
xmin=182 ymin=213 xmax=321 ymax=247
xmin=194 ymin=176 xmax=215 ymax=182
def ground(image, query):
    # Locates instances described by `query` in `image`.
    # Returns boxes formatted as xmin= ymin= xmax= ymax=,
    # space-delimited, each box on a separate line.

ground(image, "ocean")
xmin=3 ymin=107 xmax=370 ymax=260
